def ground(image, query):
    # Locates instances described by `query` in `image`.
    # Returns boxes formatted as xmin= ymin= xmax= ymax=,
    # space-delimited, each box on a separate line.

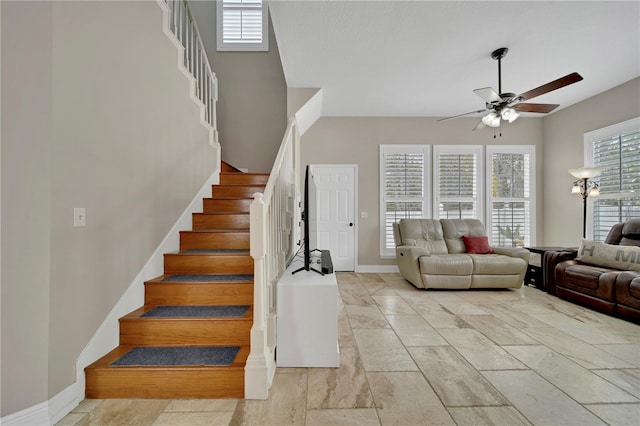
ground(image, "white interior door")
xmin=310 ymin=165 xmax=357 ymax=271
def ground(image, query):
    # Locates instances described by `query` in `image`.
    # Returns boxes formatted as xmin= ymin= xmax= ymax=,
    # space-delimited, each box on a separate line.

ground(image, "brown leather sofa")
xmin=544 ymin=219 xmax=640 ymax=323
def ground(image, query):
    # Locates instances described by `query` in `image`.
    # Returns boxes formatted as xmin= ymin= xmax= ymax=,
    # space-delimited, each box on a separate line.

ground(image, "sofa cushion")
xmin=398 ymin=219 xmax=448 ymax=254
xmin=441 ymin=219 xmax=487 ymax=254
xmin=468 ymin=254 xmax=526 ymax=275
xmin=576 ymin=239 xmax=640 ymax=272
xmin=419 ymin=254 xmax=473 ymax=275
xmin=463 ymin=236 xmax=494 ymax=254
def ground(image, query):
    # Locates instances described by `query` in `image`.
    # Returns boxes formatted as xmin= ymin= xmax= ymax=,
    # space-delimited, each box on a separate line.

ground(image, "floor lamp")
xmin=569 ymin=167 xmax=602 ymax=238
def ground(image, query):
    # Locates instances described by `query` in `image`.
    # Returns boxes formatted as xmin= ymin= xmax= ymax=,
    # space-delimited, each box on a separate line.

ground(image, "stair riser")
xmin=203 ymin=198 xmax=252 ymax=213
xmin=192 ymin=213 xmax=250 ymax=230
xmin=119 ymin=319 xmax=251 ymax=346
xmin=145 ymin=283 xmax=253 ymax=306
xmin=164 ymin=254 xmax=253 ymax=274
xmin=180 ymin=232 xmax=249 ymax=250
xmin=220 ymin=173 xmax=269 ymax=185
xmin=212 ymin=185 xmax=265 ymax=198
xmin=85 ymin=369 xmax=244 ymax=399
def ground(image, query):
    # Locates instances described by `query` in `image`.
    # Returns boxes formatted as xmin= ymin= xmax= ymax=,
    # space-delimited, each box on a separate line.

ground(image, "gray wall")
xmin=301 ymin=117 xmax=544 ymax=267
xmin=1 ymin=1 xmax=217 ymax=416
xmin=542 ymin=77 xmax=640 ymax=246
xmin=189 ymin=0 xmax=287 ymax=173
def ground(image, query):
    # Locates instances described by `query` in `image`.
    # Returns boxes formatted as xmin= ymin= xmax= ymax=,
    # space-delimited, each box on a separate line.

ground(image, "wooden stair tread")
xmin=146 ymin=274 xmax=254 ymax=284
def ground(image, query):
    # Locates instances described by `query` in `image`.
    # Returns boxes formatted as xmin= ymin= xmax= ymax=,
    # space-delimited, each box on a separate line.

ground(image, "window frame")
xmin=433 ymin=145 xmax=484 ymax=222
xmin=584 ymin=117 xmax=640 ymax=240
xmin=217 ymin=0 xmax=269 ymax=52
xmin=485 ymin=145 xmax=536 ymax=247
xmin=379 ymin=145 xmax=431 ymax=258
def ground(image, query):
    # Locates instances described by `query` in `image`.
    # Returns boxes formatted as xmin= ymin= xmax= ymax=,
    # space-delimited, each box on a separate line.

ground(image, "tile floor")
xmin=57 ymin=272 xmax=640 ymax=426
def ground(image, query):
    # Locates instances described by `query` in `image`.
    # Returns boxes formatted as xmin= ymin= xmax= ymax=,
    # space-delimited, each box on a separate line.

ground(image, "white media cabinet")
xmin=276 ymin=262 xmax=340 ymax=367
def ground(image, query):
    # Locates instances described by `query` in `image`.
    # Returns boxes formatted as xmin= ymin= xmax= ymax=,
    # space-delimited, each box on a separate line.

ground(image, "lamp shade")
xmin=568 ymin=167 xmax=603 ymax=179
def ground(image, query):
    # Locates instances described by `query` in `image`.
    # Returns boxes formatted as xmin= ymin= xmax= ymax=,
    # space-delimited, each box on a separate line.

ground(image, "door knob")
xmin=349 ymin=222 xmax=354 ymax=227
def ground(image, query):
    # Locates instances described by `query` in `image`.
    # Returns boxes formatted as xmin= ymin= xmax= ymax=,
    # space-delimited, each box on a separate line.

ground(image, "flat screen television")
xmin=292 ymin=165 xmax=324 ymax=275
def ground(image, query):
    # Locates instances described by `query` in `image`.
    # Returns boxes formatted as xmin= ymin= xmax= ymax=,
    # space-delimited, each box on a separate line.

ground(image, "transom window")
xmin=217 ymin=0 xmax=269 ymax=51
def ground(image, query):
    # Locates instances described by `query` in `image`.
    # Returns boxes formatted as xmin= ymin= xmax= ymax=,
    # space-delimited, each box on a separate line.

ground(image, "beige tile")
xmin=340 ymin=283 xmax=376 ymax=306
xmin=345 ymin=304 xmax=389 ymax=329
xmin=362 ymin=279 xmax=397 ymax=296
xmin=447 ymin=406 xmax=532 ymax=426
xmin=305 ymin=408 xmax=380 ymax=425
xmin=504 ymin=345 xmax=639 ymax=403
xmin=385 ymin=314 xmax=448 ymax=346
xmin=357 ymin=273 xmax=384 ymax=283
xmin=479 ymin=303 xmax=550 ymax=328
xmin=406 ymin=299 xmax=467 ymax=329
xmin=594 ymin=343 xmax=640 ymax=367
xmin=409 ymin=346 xmax=509 ymax=407
xmin=372 ymin=295 xmax=416 ymax=315
xmin=55 ymin=413 xmax=85 ymax=426
xmin=585 ymin=403 xmax=640 ymax=426
xmin=438 ymin=301 xmax=489 ymax=315
xmin=307 ymin=346 xmax=374 ymax=409
xmin=353 ymin=329 xmax=417 ymax=371
xmin=153 ymin=411 xmax=233 ymax=426
xmin=458 ymin=314 xmax=538 ymax=345
xmin=482 ymin=370 xmax=606 ymax=425
xmin=230 ymin=372 xmax=307 ymax=425
xmin=164 ymin=399 xmax=238 ymax=412
xmin=72 ymin=399 xmax=103 ymax=413
xmin=367 ymin=371 xmax=455 ymax=425
xmin=529 ymin=312 xmax=634 ymax=344
xmin=438 ymin=328 xmax=527 ymax=370
xmin=76 ymin=399 xmax=169 ymax=425
xmin=521 ymin=326 xmax=636 ymax=369
xmin=592 ymin=369 xmax=640 ymax=398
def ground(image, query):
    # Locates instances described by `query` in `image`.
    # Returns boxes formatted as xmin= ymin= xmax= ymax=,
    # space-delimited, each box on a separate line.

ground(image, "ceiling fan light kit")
xmin=440 ymin=47 xmax=583 ymax=135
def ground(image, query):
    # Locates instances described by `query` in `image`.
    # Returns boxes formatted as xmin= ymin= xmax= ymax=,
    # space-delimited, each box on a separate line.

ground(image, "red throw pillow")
xmin=463 ymin=236 xmax=494 ymax=254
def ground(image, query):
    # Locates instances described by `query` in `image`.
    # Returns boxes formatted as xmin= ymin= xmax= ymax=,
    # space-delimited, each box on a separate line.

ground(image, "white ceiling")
xmin=269 ymin=0 xmax=640 ymax=118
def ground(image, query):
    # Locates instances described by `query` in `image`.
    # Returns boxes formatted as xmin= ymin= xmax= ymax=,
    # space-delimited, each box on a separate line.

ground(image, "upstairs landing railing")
xmin=159 ymin=0 xmax=218 ymax=142
xmin=245 ymin=117 xmax=300 ymax=399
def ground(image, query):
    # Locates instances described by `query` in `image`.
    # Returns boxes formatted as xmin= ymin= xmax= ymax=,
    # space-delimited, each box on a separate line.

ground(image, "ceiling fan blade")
xmin=518 ymin=72 xmax=583 ymax=101
xmin=473 ymin=87 xmax=502 ymax=103
xmin=437 ymin=109 xmax=487 ymax=122
xmin=514 ymin=103 xmax=559 ymax=113
xmin=472 ymin=120 xmax=486 ymax=131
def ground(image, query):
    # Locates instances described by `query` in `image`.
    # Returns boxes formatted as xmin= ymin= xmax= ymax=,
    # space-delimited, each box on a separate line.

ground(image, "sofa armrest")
xmin=396 ymin=245 xmax=431 ymax=288
xmin=544 ymin=250 xmax=578 ymax=295
xmin=491 ymin=246 xmax=530 ymax=263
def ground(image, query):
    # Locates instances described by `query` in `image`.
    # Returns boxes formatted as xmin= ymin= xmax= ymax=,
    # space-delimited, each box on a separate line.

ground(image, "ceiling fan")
xmin=439 ymin=47 xmax=583 ymax=131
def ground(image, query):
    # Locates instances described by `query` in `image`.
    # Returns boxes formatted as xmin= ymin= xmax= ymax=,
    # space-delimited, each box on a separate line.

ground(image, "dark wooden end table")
xmin=524 ymin=246 xmax=578 ymax=289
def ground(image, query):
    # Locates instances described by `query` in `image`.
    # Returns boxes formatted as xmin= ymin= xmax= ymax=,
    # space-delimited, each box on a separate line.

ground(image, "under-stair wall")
xmin=1 ymin=0 xmax=217 ymax=422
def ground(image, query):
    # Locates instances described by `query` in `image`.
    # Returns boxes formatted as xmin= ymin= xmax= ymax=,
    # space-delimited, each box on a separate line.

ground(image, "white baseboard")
xmin=355 ymin=265 xmax=400 ymax=273
xmin=0 ymin=401 xmax=49 ymax=426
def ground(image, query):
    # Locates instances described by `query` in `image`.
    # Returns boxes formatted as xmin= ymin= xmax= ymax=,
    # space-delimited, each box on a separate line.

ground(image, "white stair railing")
xmin=245 ymin=117 xmax=300 ymax=399
xmin=160 ymin=0 xmax=218 ymax=140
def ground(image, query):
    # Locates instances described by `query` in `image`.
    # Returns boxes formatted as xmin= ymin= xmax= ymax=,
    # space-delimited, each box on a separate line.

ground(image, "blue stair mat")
xmin=141 ymin=305 xmax=249 ymax=318
xmin=111 ymin=346 xmax=240 ymax=367
xmin=162 ymin=274 xmax=253 ymax=282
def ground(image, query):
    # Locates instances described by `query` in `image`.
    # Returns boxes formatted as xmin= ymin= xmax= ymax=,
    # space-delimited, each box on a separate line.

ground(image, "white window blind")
xmin=434 ymin=146 xmax=482 ymax=220
xmin=486 ymin=146 xmax=535 ymax=247
xmin=379 ymin=145 xmax=431 ymax=257
xmin=586 ymin=118 xmax=640 ymax=240
xmin=217 ymin=0 xmax=268 ymax=51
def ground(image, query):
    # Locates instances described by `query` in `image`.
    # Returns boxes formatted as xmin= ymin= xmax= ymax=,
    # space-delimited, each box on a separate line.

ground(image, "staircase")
xmin=85 ymin=163 xmax=268 ymax=398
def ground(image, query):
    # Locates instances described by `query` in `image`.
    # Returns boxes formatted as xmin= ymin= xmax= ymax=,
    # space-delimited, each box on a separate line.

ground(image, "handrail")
xmin=245 ymin=117 xmax=300 ymax=399
xmin=161 ymin=0 xmax=218 ymax=133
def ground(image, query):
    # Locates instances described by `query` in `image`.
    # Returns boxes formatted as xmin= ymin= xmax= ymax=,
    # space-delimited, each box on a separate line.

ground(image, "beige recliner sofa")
xmin=393 ymin=218 xmax=529 ymax=289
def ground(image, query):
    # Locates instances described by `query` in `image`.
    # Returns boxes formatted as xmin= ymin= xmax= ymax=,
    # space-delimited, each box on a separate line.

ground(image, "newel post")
xmin=245 ymin=193 xmax=272 ymax=399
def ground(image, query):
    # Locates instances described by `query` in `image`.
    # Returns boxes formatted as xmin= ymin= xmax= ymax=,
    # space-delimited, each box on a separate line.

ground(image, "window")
xmin=486 ymin=146 xmax=535 ymax=247
xmin=585 ymin=118 xmax=640 ymax=240
xmin=433 ymin=146 xmax=483 ymax=220
xmin=217 ymin=0 xmax=269 ymax=51
xmin=379 ymin=145 xmax=431 ymax=257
